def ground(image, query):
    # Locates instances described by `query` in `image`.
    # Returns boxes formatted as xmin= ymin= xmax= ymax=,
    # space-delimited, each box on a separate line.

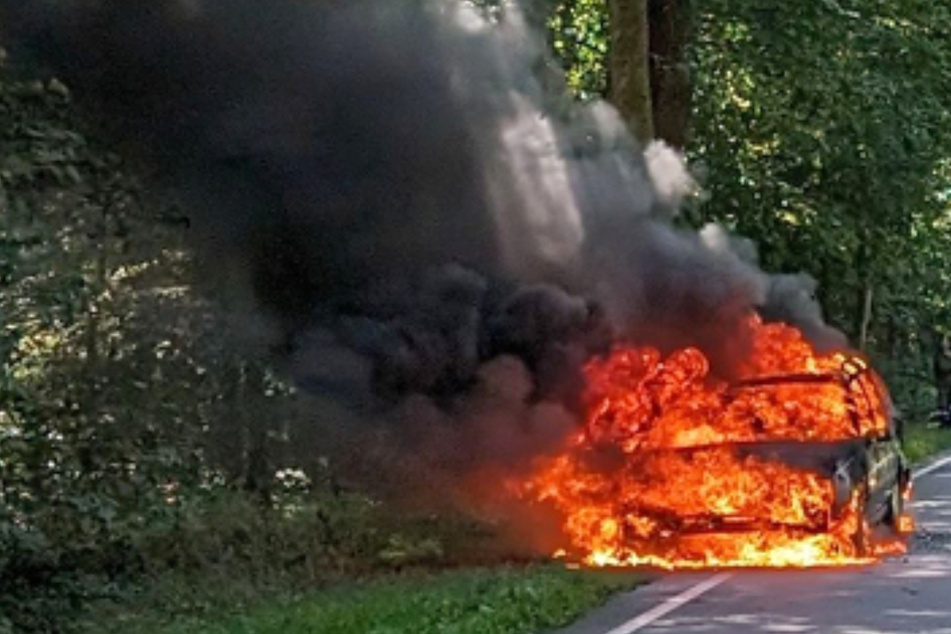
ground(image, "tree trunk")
xmin=608 ymin=0 xmax=654 ymax=143
xmin=851 ymin=239 xmax=872 ymax=344
xmin=241 ymin=362 xmax=272 ymax=504
xmin=648 ymin=0 xmax=692 ymax=148
xmin=858 ymin=285 xmax=873 ymax=352
xmin=83 ymin=198 xmax=110 ymax=421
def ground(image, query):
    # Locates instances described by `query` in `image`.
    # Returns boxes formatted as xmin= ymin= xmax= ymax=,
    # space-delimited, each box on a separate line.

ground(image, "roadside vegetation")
xmin=903 ymin=424 xmax=951 ymax=465
xmin=80 ymin=567 xmax=643 ymax=634
xmin=5 ymin=1 xmax=951 ymax=633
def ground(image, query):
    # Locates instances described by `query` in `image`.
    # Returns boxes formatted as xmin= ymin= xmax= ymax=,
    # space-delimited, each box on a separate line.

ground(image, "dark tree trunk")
xmin=608 ymin=0 xmax=654 ymax=143
xmin=648 ymin=0 xmax=693 ymax=148
xmin=851 ymin=239 xmax=873 ymax=345
xmin=241 ymin=362 xmax=272 ymax=504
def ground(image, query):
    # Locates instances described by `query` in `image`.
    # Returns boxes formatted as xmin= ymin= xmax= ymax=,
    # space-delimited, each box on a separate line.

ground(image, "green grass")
xmin=903 ymin=422 xmax=951 ymax=464
xmin=93 ymin=566 xmax=643 ymax=634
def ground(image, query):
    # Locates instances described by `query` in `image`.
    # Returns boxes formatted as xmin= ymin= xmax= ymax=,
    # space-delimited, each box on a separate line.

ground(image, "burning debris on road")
xmin=0 ymin=0 xmax=911 ymax=570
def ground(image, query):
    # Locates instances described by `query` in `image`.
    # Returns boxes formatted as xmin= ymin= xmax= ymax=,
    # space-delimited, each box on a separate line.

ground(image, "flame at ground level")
xmin=517 ymin=317 xmax=912 ymax=570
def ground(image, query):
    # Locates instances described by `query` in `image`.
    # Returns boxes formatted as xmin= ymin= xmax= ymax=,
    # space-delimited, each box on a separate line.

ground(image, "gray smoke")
xmin=0 ymin=0 xmax=847 ymax=475
xmin=697 ymin=225 xmax=847 ymax=350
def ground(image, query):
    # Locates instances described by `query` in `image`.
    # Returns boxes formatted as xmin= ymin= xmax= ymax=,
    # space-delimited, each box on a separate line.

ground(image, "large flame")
xmin=520 ymin=316 xmax=911 ymax=570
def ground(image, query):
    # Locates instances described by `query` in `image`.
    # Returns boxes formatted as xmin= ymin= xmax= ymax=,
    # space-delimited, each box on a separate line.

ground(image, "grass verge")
xmin=94 ymin=566 xmax=643 ymax=634
xmin=903 ymin=422 xmax=951 ymax=464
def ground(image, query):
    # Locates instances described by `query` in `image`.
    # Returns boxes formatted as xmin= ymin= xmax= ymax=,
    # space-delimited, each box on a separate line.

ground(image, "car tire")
xmin=883 ymin=483 xmax=904 ymax=534
xmin=853 ymin=487 xmax=870 ymax=557
xmin=852 ymin=483 xmax=875 ymax=557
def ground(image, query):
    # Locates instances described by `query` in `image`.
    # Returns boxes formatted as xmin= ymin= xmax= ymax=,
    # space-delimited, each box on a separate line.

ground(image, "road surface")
xmin=551 ymin=453 xmax=951 ymax=634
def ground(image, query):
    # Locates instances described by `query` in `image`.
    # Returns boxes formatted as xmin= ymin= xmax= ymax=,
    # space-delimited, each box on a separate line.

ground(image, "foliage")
xmin=0 ymin=56 xmax=146 ymax=633
xmin=73 ymin=482 xmax=530 ymax=632
xmin=546 ymin=0 xmax=609 ymax=99
xmin=901 ymin=423 xmax=951 ymax=465
xmin=533 ymin=0 xmax=951 ymax=416
xmin=688 ymin=0 xmax=951 ymax=414
xmin=99 ymin=566 xmax=641 ymax=634
xmin=0 ymin=52 xmax=463 ymax=633
xmin=466 ymin=0 xmax=608 ymax=98
xmin=0 ymin=40 xmax=560 ymax=633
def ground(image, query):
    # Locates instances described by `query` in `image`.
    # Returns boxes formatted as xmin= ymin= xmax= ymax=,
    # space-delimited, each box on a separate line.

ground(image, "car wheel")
xmin=883 ymin=483 xmax=904 ymax=534
xmin=852 ymin=487 xmax=870 ymax=556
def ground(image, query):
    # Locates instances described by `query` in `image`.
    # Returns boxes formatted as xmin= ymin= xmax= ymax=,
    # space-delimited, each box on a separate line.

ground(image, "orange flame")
xmin=519 ymin=317 xmax=909 ymax=570
xmin=898 ymin=514 xmax=915 ymax=534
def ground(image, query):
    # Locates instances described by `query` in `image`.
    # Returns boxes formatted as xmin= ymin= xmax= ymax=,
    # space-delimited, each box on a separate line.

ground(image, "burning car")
xmin=731 ymin=364 xmax=910 ymax=539
xmin=522 ymin=318 xmax=913 ymax=569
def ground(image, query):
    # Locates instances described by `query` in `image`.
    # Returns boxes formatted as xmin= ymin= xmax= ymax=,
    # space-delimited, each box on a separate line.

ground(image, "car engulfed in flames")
xmin=519 ymin=317 xmax=913 ymax=570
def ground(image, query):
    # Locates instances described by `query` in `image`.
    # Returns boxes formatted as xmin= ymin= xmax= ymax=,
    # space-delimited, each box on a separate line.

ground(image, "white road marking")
xmin=601 ymin=573 xmax=732 ymax=634
xmin=913 ymin=452 xmax=951 ymax=478
xmin=597 ymin=451 xmax=951 ymax=634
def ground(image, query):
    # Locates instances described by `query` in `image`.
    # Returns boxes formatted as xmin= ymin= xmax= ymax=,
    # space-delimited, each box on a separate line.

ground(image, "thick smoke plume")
xmin=0 ymin=0 xmax=846 ymax=479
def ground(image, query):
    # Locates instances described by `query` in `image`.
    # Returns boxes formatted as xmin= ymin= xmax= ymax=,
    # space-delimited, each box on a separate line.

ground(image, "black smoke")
xmin=0 ymin=0 xmax=847 ymax=474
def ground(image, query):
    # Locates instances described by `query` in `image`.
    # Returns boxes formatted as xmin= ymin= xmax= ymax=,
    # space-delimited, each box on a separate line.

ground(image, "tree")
xmin=545 ymin=0 xmax=951 ymax=412
xmin=550 ymin=0 xmax=693 ymax=147
xmin=689 ymin=0 xmax=951 ymax=410
xmin=647 ymin=0 xmax=692 ymax=148
xmin=607 ymin=0 xmax=654 ymax=142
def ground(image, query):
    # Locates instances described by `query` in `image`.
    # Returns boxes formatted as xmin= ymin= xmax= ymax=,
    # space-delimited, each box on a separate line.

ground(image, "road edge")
xmin=911 ymin=447 xmax=951 ymax=477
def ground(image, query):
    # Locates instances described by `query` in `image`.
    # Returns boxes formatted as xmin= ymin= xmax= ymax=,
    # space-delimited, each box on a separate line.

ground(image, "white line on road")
xmin=912 ymin=452 xmax=951 ymax=478
xmin=601 ymin=573 xmax=732 ymax=634
xmin=597 ymin=451 xmax=951 ymax=634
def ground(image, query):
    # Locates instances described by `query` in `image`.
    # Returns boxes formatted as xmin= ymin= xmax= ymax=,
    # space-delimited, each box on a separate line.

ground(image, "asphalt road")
xmin=551 ymin=453 xmax=951 ymax=634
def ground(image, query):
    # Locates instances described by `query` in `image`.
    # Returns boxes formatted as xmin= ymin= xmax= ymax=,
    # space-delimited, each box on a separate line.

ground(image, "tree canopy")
xmin=547 ymin=0 xmax=951 ymax=405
